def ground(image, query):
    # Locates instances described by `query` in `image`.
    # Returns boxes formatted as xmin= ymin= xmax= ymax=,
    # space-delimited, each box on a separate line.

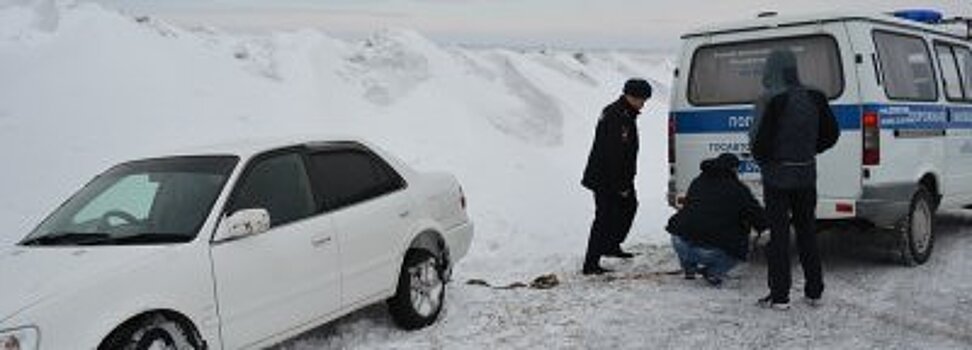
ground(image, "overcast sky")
xmin=90 ymin=0 xmax=971 ymax=50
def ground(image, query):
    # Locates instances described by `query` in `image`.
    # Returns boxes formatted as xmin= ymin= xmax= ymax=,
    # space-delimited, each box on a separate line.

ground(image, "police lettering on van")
xmin=669 ymin=10 xmax=972 ymax=265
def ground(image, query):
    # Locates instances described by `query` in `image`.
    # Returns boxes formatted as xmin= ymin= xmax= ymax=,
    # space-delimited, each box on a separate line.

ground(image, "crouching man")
xmin=665 ymin=153 xmax=767 ymax=286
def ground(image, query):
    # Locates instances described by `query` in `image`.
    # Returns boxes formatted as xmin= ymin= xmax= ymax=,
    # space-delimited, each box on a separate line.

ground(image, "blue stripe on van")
xmin=672 ymin=105 xmax=860 ymax=134
xmin=864 ymin=104 xmax=946 ymax=130
xmin=673 ymin=104 xmax=972 ymax=134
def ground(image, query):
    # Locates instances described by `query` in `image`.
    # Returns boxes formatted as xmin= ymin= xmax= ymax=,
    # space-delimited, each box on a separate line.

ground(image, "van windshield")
xmin=21 ymin=156 xmax=238 ymax=246
xmin=689 ymin=35 xmax=843 ymax=105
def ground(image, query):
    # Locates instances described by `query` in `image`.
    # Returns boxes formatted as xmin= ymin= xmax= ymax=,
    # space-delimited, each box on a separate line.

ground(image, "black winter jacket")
xmin=582 ymin=97 xmax=640 ymax=193
xmin=749 ymin=49 xmax=840 ymax=189
xmin=665 ymin=157 xmax=768 ymax=260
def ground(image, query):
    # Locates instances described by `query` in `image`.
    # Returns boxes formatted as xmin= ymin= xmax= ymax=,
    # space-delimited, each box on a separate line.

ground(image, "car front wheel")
xmin=387 ymin=249 xmax=445 ymax=330
xmin=100 ymin=314 xmax=201 ymax=350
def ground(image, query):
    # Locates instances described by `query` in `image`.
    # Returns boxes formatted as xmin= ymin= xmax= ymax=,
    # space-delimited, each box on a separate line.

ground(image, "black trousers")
xmin=764 ymin=185 xmax=824 ymax=303
xmin=585 ymin=189 xmax=638 ymax=267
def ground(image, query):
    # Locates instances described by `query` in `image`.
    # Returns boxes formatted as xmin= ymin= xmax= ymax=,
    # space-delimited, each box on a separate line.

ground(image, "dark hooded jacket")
xmin=582 ymin=96 xmax=640 ymax=193
xmin=748 ymin=49 xmax=840 ymax=189
xmin=665 ymin=154 xmax=768 ymax=260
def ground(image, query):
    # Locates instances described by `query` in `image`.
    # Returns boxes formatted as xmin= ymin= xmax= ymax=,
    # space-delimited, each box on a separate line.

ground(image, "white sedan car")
xmin=0 ymin=138 xmax=473 ymax=350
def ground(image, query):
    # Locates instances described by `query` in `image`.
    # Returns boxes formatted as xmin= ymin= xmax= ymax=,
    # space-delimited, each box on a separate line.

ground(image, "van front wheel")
xmin=895 ymin=186 xmax=935 ymax=266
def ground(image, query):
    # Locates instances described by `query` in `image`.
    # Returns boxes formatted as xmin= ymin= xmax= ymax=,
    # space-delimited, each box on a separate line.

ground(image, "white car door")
xmin=307 ymin=146 xmax=413 ymax=307
xmin=210 ymin=150 xmax=341 ymax=349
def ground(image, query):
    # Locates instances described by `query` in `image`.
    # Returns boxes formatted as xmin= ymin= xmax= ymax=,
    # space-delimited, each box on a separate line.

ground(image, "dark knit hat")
xmin=716 ymin=153 xmax=740 ymax=170
xmin=623 ymin=78 xmax=652 ymax=99
xmin=700 ymin=153 xmax=740 ymax=176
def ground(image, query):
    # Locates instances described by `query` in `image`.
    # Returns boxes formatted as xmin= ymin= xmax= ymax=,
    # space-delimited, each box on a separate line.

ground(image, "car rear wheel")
xmin=388 ymin=249 xmax=445 ymax=330
xmin=895 ymin=186 xmax=935 ymax=266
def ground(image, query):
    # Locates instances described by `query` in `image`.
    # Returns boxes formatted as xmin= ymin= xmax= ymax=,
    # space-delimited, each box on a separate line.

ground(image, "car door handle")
xmin=399 ymin=210 xmax=411 ymax=218
xmin=311 ymin=236 xmax=333 ymax=247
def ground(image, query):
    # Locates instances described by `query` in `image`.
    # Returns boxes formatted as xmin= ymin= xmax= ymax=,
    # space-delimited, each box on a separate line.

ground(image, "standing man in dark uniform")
xmin=581 ymin=78 xmax=652 ymax=275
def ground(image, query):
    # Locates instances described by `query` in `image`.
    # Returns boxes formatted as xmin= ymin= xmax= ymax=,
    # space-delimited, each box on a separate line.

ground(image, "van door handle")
xmin=311 ymin=236 xmax=333 ymax=247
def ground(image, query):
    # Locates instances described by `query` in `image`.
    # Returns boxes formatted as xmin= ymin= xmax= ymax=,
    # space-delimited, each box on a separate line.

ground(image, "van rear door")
xmin=671 ymin=23 xmax=862 ymax=219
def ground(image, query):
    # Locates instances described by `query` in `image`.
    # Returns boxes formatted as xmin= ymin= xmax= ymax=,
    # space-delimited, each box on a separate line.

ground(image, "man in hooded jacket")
xmin=749 ymin=49 xmax=840 ymax=309
xmin=581 ymin=78 xmax=652 ymax=275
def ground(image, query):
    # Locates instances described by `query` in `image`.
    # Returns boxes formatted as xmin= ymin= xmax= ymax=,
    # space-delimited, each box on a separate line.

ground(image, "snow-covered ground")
xmin=277 ymin=212 xmax=972 ymax=349
xmin=2 ymin=3 xmax=972 ymax=349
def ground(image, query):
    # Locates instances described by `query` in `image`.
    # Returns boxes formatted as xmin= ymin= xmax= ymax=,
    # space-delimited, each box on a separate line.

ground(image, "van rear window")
xmin=688 ymin=35 xmax=843 ymax=105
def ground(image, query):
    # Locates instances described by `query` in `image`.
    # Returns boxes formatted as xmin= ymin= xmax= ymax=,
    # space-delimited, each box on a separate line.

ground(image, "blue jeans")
xmin=671 ymin=235 xmax=739 ymax=279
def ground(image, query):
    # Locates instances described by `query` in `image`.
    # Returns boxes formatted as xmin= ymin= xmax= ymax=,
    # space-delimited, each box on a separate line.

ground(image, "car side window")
xmin=935 ymin=44 xmax=965 ymax=101
xmin=308 ymin=149 xmax=405 ymax=211
xmin=228 ymin=152 xmax=316 ymax=227
xmin=954 ymin=45 xmax=972 ymax=101
xmin=873 ymin=30 xmax=938 ymax=101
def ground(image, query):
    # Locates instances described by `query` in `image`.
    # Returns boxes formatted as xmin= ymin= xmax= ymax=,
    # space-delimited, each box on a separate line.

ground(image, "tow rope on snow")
xmin=465 ymin=269 xmax=686 ymax=290
xmin=596 ymin=270 xmax=683 ymax=282
xmin=466 ymin=274 xmax=560 ymax=290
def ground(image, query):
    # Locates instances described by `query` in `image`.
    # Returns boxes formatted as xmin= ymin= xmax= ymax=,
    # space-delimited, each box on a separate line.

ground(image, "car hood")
xmin=0 ymin=245 xmax=170 ymax=323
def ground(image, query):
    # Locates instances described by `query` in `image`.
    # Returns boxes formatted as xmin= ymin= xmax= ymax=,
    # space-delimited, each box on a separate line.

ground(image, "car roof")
xmin=156 ymin=134 xmax=369 ymax=159
xmin=682 ymin=11 xmax=969 ymax=41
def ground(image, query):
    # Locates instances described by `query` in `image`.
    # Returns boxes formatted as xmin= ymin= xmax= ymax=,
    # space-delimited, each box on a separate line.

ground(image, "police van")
xmin=667 ymin=10 xmax=972 ymax=265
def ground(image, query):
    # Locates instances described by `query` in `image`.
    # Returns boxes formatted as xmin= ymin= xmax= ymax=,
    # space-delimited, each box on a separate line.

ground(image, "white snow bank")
xmin=0 ymin=3 xmax=674 ymax=280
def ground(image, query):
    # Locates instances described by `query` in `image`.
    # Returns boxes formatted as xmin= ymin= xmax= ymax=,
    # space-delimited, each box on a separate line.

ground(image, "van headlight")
xmin=0 ymin=327 xmax=38 ymax=350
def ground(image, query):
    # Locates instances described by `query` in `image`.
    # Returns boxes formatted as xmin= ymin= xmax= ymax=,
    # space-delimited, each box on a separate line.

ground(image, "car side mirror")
xmin=217 ymin=209 xmax=270 ymax=242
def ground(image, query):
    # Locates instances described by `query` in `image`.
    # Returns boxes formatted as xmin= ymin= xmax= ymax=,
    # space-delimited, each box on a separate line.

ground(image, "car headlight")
xmin=0 ymin=327 xmax=38 ymax=350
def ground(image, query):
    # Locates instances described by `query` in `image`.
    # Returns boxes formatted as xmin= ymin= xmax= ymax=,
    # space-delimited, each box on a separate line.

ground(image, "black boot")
xmin=582 ymin=265 xmax=614 ymax=275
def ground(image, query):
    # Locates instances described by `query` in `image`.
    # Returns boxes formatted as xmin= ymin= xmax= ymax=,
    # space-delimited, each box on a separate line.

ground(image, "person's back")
xmin=750 ymin=51 xmax=838 ymax=189
xmin=668 ymin=154 xmax=765 ymax=259
xmin=666 ymin=153 xmax=766 ymax=286
xmin=748 ymin=49 xmax=839 ymax=309
xmin=772 ymin=88 xmax=820 ymax=163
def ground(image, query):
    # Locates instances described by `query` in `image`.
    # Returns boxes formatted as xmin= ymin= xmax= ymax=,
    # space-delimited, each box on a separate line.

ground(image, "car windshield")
xmin=21 ymin=156 xmax=238 ymax=246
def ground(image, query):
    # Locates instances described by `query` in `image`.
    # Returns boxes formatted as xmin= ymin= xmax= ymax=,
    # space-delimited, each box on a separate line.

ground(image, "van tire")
xmin=895 ymin=186 xmax=935 ymax=266
xmin=387 ymin=249 xmax=445 ymax=330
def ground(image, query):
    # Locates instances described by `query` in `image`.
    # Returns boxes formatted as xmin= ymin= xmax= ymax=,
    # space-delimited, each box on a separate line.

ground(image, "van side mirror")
xmin=217 ymin=209 xmax=270 ymax=242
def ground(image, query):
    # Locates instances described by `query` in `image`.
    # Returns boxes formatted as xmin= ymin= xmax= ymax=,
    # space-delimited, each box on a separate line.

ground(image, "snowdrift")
xmin=0 ymin=2 xmax=673 ymax=280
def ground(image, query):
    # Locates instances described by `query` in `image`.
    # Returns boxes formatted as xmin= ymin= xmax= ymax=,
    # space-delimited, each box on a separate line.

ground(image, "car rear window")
xmin=688 ymin=35 xmax=844 ymax=105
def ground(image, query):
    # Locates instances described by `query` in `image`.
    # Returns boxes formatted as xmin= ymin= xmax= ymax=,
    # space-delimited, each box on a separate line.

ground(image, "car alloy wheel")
xmin=388 ymin=249 xmax=446 ymax=329
xmin=409 ymin=256 xmax=444 ymax=318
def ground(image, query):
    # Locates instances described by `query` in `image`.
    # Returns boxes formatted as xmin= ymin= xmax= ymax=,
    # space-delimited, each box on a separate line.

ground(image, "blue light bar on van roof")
xmin=891 ymin=9 xmax=944 ymax=24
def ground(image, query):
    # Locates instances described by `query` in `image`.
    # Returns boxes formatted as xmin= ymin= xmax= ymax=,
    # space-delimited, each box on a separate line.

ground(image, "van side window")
xmin=934 ymin=44 xmax=965 ymax=101
xmin=873 ymin=31 xmax=937 ymax=101
xmin=308 ymin=149 xmax=405 ymax=211
xmin=227 ymin=153 xmax=317 ymax=228
xmin=954 ymin=46 xmax=972 ymax=101
xmin=688 ymin=35 xmax=843 ymax=105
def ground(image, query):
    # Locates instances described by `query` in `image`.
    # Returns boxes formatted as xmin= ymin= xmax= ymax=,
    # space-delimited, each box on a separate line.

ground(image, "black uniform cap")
xmin=623 ymin=78 xmax=652 ymax=99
